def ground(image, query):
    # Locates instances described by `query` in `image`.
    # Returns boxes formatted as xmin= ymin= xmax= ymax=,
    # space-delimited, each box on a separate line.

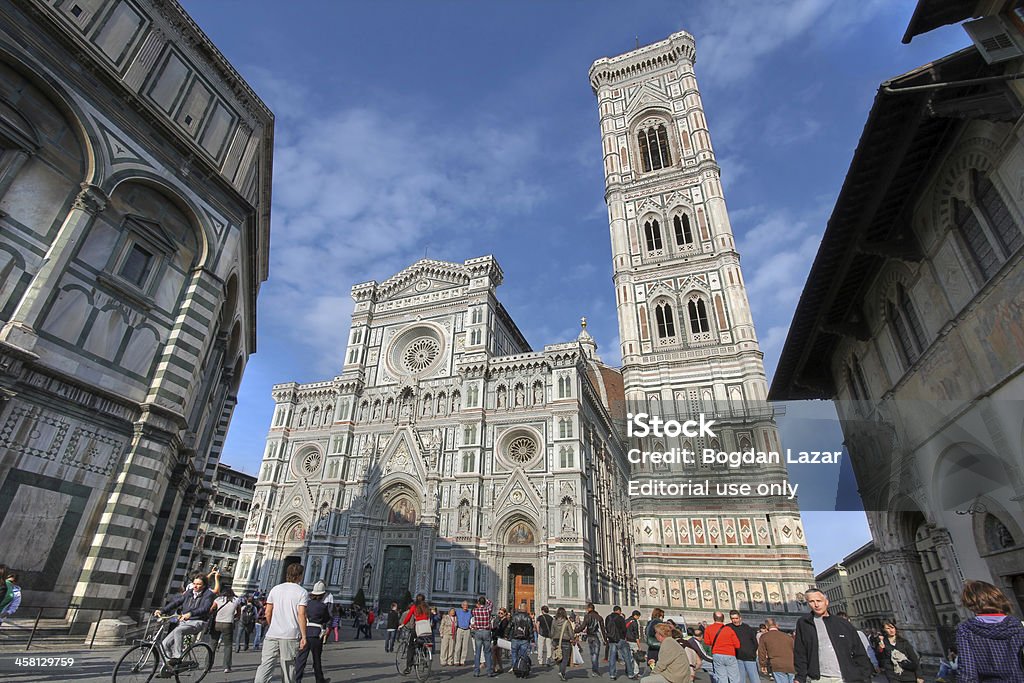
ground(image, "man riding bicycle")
xmin=154 ymin=573 xmax=215 ymax=669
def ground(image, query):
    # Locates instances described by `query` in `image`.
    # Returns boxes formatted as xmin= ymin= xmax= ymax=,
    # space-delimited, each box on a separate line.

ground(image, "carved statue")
xmin=514 ymin=385 xmax=524 ymax=407
xmin=561 ymin=499 xmax=575 ymax=531
xmin=533 ymin=383 xmax=543 ymax=404
xmin=362 ymin=564 xmax=372 ymax=589
xmin=497 ymin=386 xmax=507 ymax=408
xmin=458 ymin=503 xmax=470 ymax=532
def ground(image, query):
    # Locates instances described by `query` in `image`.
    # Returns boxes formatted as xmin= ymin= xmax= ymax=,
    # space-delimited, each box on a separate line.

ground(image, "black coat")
xmin=793 ymin=613 xmax=873 ymax=683
xmin=730 ymin=622 xmax=759 ymax=661
xmin=877 ymin=635 xmax=919 ymax=683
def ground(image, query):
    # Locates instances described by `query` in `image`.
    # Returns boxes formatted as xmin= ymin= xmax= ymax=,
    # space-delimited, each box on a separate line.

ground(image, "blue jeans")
xmin=739 ymin=658 xmax=760 ymax=683
xmin=588 ymin=636 xmax=602 ymax=674
xmin=608 ymin=640 xmax=634 ymax=678
xmin=253 ymin=623 xmax=264 ymax=649
xmin=473 ymin=629 xmax=493 ymax=675
xmin=386 ymin=629 xmax=398 ymax=652
xmin=773 ymin=673 xmax=795 ymax=683
xmin=511 ymin=639 xmax=530 ymax=669
xmin=713 ymin=654 xmax=741 ymax=683
xmin=703 ymin=660 xmax=719 ymax=683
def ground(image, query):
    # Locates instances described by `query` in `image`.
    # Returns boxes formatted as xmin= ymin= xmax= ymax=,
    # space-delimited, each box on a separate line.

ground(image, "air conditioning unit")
xmin=964 ymin=15 xmax=1024 ymax=64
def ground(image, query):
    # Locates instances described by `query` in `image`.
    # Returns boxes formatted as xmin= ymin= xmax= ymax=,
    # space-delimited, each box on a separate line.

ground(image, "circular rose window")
xmin=388 ymin=325 xmax=446 ymax=378
xmin=506 ymin=435 xmax=538 ymax=464
xmin=300 ymin=451 xmax=322 ymax=476
xmin=402 ymin=337 xmax=440 ymax=373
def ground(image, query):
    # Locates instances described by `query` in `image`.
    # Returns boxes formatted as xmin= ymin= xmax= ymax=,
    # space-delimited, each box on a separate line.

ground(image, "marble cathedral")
xmin=240 ymin=31 xmax=814 ymax=621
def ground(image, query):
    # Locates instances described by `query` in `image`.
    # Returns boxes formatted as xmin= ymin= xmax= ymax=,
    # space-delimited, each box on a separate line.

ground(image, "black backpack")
xmin=241 ymin=604 xmax=256 ymax=627
xmin=514 ymin=653 xmax=532 ymax=678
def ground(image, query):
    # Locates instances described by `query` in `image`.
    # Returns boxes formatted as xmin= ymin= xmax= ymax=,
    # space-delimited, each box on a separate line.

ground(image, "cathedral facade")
xmin=237 ymin=256 xmax=637 ymax=611
xmin=241 ymin=31 xmax=814 ymax=621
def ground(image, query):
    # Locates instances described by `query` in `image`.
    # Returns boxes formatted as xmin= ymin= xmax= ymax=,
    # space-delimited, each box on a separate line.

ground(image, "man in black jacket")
xmin=793 ymin=589 xmax=872 ymax=683
xmin=155 ymin=573 xmax=215 ymax=665
xmin=729 ymin=610 xmax=761 ymax=683
xmin=385 ymin=603 xmax=400 ymax=653
xmin=605 ymin=606 xmax=637 ymax=680
xmin=575 ymin=603 xmax=606 ymax=678
xmin=509 ymin=602 xmax=534 ymax=673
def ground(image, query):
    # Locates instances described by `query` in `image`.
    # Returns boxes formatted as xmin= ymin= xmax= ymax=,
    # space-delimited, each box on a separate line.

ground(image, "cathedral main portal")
xmin=380 ymin=545 xmax=413 ymax=609
xmin=508 ymin=563 xmax=535 ymax=613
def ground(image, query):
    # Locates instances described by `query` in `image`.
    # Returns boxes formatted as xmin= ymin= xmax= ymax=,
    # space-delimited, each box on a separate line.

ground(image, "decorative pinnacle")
xmin=581 ymin=316 xmax=588 ymax=330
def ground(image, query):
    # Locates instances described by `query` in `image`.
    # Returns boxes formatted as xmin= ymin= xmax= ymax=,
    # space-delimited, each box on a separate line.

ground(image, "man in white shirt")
xmin=254 ymin=562 xmax=309 ymax=683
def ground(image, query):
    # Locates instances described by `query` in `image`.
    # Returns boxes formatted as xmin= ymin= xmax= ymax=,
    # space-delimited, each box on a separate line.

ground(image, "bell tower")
xmin=590 ymin=32 xmax=813 ymax=620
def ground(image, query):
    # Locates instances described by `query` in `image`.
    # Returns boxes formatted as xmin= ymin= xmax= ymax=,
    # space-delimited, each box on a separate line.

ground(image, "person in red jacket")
xmin=705 ymin=611 xmax=742 ymax=683
xmin=400 ymin=593 xmax=431 ymax=675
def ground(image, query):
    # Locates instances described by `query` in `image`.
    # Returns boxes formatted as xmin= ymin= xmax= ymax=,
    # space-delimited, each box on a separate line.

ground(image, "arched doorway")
xmin=498 ymin=518 xmax=541 ymax=612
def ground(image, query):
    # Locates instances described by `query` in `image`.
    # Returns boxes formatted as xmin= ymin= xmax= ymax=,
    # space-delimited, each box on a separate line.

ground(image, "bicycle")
xmin=112 ymin=614 xmax=213 ymax=682
xmin=394 ymin=628 xmax=433 ymax=681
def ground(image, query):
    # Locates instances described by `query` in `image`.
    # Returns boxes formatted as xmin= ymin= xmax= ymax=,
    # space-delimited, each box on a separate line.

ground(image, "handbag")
xmin=498 ymin=637 xmax=512 ymax=651
xmin=414 ymin=619 xmax=432 ymax=637
xmin=552 ymin=622 xmax=569 ymax=663
xmin=572 ymin=643 xmax=584 ymax=665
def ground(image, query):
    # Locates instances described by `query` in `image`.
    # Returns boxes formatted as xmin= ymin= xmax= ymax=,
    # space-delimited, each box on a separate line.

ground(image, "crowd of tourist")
xmin=146 ymin=569 xmax=1023 ymax=683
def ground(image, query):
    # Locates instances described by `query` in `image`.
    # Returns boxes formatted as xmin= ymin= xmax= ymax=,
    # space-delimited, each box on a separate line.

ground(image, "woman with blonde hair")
xmin=955 ymin=579 xmax=1024 ymax=683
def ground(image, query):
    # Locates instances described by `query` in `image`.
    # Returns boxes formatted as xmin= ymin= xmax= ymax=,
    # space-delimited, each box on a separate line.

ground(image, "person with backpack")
xmin=510 ymin=601 xmax=535 ymax=677
xmin=625 ymin=610 xmax=644 ymax=675
xmin=647 ymin=608 xmax=667 ymax=664
xmin=537 ymin=605 xmax=554 ymax=666
xmin=237 ymin=597 xmax=257 ymax=653
xmin=575 ymin=602 xmax=606 ymax=678
xmin=552 ymin=607 xmax=576 ymax=681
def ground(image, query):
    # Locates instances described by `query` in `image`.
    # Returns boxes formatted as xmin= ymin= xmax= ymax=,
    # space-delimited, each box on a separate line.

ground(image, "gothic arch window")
xmin=644 ymin=219 xmax=664 ymax=252
xmin=461 ymin=450 xmax=476 ymax=473
xmin=561 ymin=566 xmax=580 ymax=598
xmin=637 ymin=122 xmax=672 ymax=172
xmin=324 ymin=405 xmax=333 ymax=425
xmin=558 ymin=375 xmax=571 ymax=398
xmin=559 ymin=445 xmax=575 ymax=468
xmin=687 ymin=298 xmax=711 ymax=337
xmin=847 ymin=356 xmax=870 ymax=402
xmin=887 ymin=283 xmax=926 ymax=367
xmin=739 ymin=436 xmax=752 ymax=451
xmin=654 ymin=301 xmax=676 ymax=340
xmin=954 ymin=171 xmax=1023 ymax=282
xmin=673 ymin=214 xmax=694 ymax=247
xmin=558 ymin=418 xmax=574 ymax=439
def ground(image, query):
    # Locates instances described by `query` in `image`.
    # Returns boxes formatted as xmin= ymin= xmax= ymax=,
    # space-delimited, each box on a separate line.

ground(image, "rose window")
xmin=402 ymin=337 xmax=440 ymax=373
xmin=506 ymin=436 xmax=538 ymax=464
xmin=301 ymin=451 xmax=322 ymax=476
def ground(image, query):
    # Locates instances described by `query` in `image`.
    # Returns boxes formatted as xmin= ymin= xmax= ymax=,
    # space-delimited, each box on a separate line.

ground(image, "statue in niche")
xmin=359 ymin=402 xmax=368 ymax=421
xmin=533 ymin=383 xmax=543 ymax=404
xmin=362 ymin=564 xmax=372 ymax=589
xmin=514 ymin=385 xmax=524 ymax=407
xmin=298 ymin=409 xmax=307 ymax=427
xmin=385 ymin=400 xmax=394 ymax=419
xmin=496 ymin=386 xmax=507 ymax=408
xmin=560 ymin=498 xmax=574 ymax=531
xmin=312 ymin=557 xmax=322 ymax=580
xmin=317 ymin=509 xmax=330 ymax=533
xmin=458 ymin=503 xmax=470 ymax=532
xmin=372 ymin=402 xmax=381 ymax=420
xmin=451 ymin=392 xmax=461 ymax=412
xmin=400 ymin=394 xmax=412 ymax=419
xmin=240 ymin=555 xmax=251 ymax=579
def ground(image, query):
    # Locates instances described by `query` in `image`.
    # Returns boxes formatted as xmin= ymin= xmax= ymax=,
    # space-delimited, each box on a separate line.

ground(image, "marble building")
xmin=0 ymin=0 xmax=272 ymax=620
xmin=237 ymin=257 xmax=637 ymax=611
xmin=771 ymin=2 xmax=1024 ymax=656
xmin=241 ymin=31 xmax=814 ymax=623
xmin=589 ymin=31 xmax=814 ymax=621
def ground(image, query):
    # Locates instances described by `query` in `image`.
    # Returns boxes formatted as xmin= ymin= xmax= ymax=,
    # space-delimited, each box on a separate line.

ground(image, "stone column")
xmin=877 ymin=548 xmax=942 ymax=656
xmin=930 ymin=527 xmax=971 ymax=619
xmin=1 ymin=183 xmax=107 ymax=351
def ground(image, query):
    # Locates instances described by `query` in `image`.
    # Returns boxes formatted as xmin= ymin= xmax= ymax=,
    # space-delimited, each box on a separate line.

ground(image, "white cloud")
xmin=695 ymin=0 xmax=890 ymax=85
xmin=252 ymin=76 xmax=549 ymax=376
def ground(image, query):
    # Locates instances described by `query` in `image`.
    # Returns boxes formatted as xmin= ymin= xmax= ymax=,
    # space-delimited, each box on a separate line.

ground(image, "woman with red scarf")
xmin=401 ymin=593 xmax=431 ymax=675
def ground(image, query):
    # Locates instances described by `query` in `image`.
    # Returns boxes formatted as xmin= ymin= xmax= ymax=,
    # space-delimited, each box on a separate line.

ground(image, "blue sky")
xmin=182 ymin=0 xmax=969 ymax=573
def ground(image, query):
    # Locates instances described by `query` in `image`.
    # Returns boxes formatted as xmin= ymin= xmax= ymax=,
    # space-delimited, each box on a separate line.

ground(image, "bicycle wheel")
xmin=395 ymin=636 xmax=409 ymax=675
xmin=174 ymin=642 xmax=213 ymax=683
xmin=415 ymin=643 xmax=433 ymax=682
xmin=112 ymin=643 xmax=158 ymax=683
